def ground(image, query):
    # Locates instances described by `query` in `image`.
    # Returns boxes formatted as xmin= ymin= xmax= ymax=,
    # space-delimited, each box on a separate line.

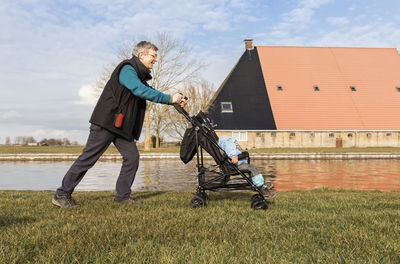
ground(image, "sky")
xmin=0 ymin=0 xmax=399 ymax=144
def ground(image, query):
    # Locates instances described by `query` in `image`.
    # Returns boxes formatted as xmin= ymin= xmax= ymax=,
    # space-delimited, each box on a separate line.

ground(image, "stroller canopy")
xmin=180 ymin=111 xmax=226 ymax=164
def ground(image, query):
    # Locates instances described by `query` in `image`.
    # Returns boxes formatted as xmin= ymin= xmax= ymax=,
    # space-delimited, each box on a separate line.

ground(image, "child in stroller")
xmin=218 ymin=136 xmax=275 ymax=198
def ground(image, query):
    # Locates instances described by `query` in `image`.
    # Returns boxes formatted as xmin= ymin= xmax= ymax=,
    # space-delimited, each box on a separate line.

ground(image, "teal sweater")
xmin=119 ymin=65 xmax=170 ymax=104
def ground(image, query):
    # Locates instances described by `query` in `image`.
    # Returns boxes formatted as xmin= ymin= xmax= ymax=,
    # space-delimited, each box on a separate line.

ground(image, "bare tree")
xmin=23 ymin=136 xmax=36 ymax=145
xmin=94 ymin=44 xmax=132 ymax=97
xmin=164 ymin=80 xmax=216 ymax=140
xmin=63 ymin=138 xmax=71 ymax=146
xmin=147 ymin=32 xmax=204 ymax=148
xmin=5 ymin=136 xmax=11 ymax=145
xmin=14 ymin=136 xmax=23 ymax=145
xmin=149 ymin=103 xmax=170 ymax=148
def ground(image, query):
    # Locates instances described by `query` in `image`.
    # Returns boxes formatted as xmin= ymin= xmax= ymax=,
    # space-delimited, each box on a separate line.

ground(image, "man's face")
xmin=138 ymin=48 xmax=158 ymax=69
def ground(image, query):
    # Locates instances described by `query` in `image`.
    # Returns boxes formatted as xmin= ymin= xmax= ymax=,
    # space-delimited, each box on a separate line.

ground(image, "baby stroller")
xmin=176 ymin=105 xmax=274 ymax=210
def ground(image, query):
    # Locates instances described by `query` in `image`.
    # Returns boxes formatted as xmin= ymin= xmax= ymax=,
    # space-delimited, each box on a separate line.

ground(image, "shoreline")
xmin=1 ymin=152 xmax=400 ymax=161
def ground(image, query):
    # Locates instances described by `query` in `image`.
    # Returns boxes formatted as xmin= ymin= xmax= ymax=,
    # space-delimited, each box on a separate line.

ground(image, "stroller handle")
xmin=173 ymin=103 xmax=192 ymax=122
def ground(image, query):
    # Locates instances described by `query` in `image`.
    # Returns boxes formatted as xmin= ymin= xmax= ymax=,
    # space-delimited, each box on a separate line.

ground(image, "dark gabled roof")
xmin=207 ymin=48 xmax=276 ymax=130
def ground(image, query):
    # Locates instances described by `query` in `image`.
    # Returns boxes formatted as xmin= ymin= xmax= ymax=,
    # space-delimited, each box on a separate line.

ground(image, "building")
xmin=207 ymin=40 xmax=400 ymax=148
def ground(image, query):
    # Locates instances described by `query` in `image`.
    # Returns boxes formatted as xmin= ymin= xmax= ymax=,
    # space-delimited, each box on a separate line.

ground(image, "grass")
xmin=1 ymin=190 xmax=399 ymax=263
xmin=0 ymin=145 xmax=180 ymax=154
xmin=1 ymin=145 xmax=400 ymax=154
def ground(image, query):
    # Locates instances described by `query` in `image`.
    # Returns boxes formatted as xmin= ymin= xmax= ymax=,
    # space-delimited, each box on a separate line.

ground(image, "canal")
xmin=1 ymin=159 xmax=399 ymax=191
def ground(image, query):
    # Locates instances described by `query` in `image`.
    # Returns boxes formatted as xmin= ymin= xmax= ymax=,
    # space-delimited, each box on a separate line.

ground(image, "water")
xmin=0 ymin=159 xmax=399 ymax=191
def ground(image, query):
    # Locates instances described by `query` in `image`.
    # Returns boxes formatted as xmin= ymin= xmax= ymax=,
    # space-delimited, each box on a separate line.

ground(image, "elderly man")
xmin=52 ymin=41 xmax=187 ymax=208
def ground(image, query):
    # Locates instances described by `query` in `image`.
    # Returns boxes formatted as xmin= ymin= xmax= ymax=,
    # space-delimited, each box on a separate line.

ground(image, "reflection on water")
xmin=256 ymin=159 xmax=400 ymax=191
xmin=0 ymin=159 xmax=399 ymax=191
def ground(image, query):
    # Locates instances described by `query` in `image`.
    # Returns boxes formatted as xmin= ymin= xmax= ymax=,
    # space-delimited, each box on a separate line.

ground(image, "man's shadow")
xmin=0 ymin=215 xmax=36 ymax=228
xmin=89 ymin=191 xmax=167 ymax=201
xmin=133 ymin=191 xmax=167 ymax=200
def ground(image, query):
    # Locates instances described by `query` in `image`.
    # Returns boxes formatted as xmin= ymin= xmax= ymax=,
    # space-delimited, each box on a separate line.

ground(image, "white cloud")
xmin=0 ymin=111 xmax=21 ymax=120
xmin=228 ymin=0 xmax=247 ymax=9
xmin=314 ymin=22 xmax=400 ymax=48
xmin=286 ymin=7 xmax=314 ymax=25
xmin=300 ymin=0 xmax=334 ymax=9
xmin=272 ymin=0 xmax=334 ymax=34
xmin=326 ymin=16 xmax=349 ymax=26
xmin=33 ymin=128 xmax=85 ymax=141
xmin=203 ymin=12 xmax=231 ymax=31
xmin=75 ymin=83 xmax=98 ymax=106
xmin=49 ymin=130 xmax=68 ymax=138
xmin=32 ymin=129 xmax=46 ymax=137
xmin=254 ymin=1 xmax=400 ymax=52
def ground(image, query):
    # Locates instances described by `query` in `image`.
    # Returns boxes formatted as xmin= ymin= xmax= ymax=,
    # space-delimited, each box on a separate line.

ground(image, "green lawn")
xmin=1 ymin=145 xmax=400 ymax=154
xmin=0 ymin=145 xmax=180 ymax=154
xmin=1 ymin=190 xmax=399 ymax=263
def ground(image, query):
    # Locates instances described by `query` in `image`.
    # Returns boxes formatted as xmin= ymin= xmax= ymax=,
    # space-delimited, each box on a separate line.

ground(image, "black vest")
xmin=89 ymin=56 xmax=152 ymax=140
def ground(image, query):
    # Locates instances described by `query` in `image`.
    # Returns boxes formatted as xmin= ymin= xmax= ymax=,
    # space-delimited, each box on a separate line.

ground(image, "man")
xmin=52 ymin=41 xmax=187 ymax=208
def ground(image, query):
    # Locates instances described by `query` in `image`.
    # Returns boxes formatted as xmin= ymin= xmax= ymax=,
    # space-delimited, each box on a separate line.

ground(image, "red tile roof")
xmin=257 ymin=46 xmax=400 ymax=130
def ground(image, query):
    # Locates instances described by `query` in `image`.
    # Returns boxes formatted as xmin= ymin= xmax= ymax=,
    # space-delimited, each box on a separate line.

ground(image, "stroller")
xmin=176 ymin=105 xmax=274 ymax=210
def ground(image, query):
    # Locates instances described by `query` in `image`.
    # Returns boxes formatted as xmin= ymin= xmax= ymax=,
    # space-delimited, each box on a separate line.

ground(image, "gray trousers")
xmin=56 ymin=124 xmax=139 ymax=200
xmin=237 ymin=162 xmax=264 ymax=187
xmin=237 ymin=163 xmax=261 ymax=177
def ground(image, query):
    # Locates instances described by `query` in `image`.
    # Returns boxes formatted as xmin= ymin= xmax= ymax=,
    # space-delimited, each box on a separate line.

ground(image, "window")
xmin=386 ymin=133 xmax=392 ymax=137
xmin=347 ymin=133 xmax=353 ymax=138
xmin=329 ymin=133 xmax=334 ymax=138
xmin=277 ymin=85 xmax=283 ymax=91
xmin=271 ymin=132 xmax=276 ymax=137
xmin=366 ymin=133 xmax=372 ymax=138
xmin=310 ymin=132 xmax=315 ymax=137
xmin=221 ymin=102 xmax=233 ymax=112
xmin=396 ymin=87 xmax=400 ymax=92
xmin=350 ymin=86 xmax=357 ymax=92
xmin=290 ymin=132 xmax=296 ymax=137
xmin=256 ymin=132 xmax=262 ymax=137
xmin=232 ymin=131 xmax=247 ymax=141
xmin=313 ymin=86 xmax=320 ymax=92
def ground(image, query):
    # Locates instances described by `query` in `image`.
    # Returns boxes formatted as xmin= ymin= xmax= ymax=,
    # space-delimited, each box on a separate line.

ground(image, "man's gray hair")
xmin=132 ymin=41 xmax=158 ymax=57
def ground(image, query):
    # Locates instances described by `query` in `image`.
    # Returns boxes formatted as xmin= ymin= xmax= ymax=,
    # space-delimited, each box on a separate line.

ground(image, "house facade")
xmin=207 ymin=40 xmax=400 ymax=148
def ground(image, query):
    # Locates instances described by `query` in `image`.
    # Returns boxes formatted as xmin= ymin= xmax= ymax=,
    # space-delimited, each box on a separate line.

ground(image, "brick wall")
xmin=216 ymin=131 xmax=400 ymax=148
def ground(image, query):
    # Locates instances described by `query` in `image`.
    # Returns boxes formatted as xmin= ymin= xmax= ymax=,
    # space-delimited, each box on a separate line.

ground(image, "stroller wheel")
xmin=251 ymin=194 xmax=262 ymax=203
xmin=190 ymin=195 xmax=206 ymax=208
xmin=251 ymin=198 xmax=268 ymax=210
xmin=200 ymin=192 xmax=209 ymax=201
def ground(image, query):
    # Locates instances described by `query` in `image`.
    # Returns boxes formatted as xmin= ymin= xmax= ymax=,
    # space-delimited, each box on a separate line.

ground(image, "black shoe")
xmin=264 ymin=182 xmax=274 ymax=190
xmin=113 ymin=198 xmax=142 ymax=204
xmin=52 ymin=194 xmax=79 ymax=209
xmin=259 ymin=185 xmax=277 ymax=199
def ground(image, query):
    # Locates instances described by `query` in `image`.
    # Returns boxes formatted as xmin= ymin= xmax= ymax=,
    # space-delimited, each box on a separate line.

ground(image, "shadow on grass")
xmin=209 ymin=191 xmax=256 ymax=201
xmin=133 ymin=191 xmax=167 ymax=200
xmin=0 ymin=216 xmax=36 ymax=227
xmin=207 ymin=191 xmax=277 ymax=207
xmin=75 ymin=191 xmax=168 ymax=202
xmin=80 ymin=193 xmax=114 ymax=201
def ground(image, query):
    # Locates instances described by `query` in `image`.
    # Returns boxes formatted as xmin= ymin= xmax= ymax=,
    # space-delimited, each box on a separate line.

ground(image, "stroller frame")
xmin=175 ymin=105 xmax=269 ymax=210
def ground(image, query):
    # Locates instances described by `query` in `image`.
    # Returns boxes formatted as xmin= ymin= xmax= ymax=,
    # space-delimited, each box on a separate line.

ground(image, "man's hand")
xmin=179 ymin=97 xmax=188 ymax=107
xmin=231 ymin=156 xmax=238 ymax=164
xmin=172 ymin=93 xmax=188 ymax=107
xmin=172 ymin=93 xmax=184 ymax=104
